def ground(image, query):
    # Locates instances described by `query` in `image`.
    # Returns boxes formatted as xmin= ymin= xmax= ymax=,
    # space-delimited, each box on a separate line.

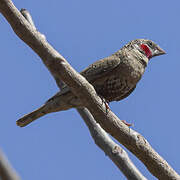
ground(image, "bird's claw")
xmin=122 ymin=120 xmax=133 ymax=127
xmin=99 ymin=95 xmax=110 ymax=114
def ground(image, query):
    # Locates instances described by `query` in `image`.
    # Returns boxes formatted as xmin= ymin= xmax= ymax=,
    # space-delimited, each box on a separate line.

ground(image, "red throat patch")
xmin=140 ymin=44 xmax=152 ymax=59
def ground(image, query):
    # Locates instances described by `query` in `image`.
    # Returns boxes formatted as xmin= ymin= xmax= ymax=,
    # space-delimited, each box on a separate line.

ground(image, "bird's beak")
xmin=153 ymin=46 xmax=166 ymax=57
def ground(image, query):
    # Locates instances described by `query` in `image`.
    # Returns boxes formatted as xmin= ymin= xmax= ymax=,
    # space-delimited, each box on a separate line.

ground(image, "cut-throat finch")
xmin=16 ymin=39 xmax=165 ymax=127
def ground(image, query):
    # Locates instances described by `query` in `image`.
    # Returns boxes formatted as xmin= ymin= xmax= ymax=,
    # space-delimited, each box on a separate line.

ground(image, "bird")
xmin=16 ymin=39 xmax=165 ymax=127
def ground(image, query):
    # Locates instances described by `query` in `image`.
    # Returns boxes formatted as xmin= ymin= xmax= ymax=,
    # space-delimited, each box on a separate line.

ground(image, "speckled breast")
xmin=96 ymin=58 xmax=145 ymax=102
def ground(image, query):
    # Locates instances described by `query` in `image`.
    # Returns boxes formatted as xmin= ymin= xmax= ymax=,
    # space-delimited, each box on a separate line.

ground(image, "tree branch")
xmin=0 ymin=0 xmax=179 ymax=179
xmin=0 ymin=149 xmax=20 ymax=180
xmin=20 ymin=8 xmax=147 ymax=179
xmin=77 ymin=108 xmax=147 ymax=180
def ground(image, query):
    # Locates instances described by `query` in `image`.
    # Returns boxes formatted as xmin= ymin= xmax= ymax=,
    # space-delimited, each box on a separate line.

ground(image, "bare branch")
xmin=0 ymin=149 xmax=20 ymax=180
xmin=77 ymin=108 xmax=147 ymax=180
xmin=0 ymin=0 xmax=179 ymax=179
xmin=20 ymin=9 xmax=46 ymax=40
xmin=20 ymin=9 xmax=36 ymax=30
xmin=20 ymin=9 xmax=147 ymax=179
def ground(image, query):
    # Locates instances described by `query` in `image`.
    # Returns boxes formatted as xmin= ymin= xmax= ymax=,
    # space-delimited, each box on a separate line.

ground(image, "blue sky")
xmin=0 ymin=0 xmax=180 ymax=179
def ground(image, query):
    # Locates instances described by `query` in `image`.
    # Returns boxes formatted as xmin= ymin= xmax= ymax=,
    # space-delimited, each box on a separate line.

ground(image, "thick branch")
xmin=0 ymin=150 xmax=20 ymax=180
xmin=0 ymin=0 xmax=179 ymax=179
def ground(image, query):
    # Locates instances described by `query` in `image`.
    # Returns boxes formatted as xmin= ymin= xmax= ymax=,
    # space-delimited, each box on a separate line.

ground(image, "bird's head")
xmin=130 ymin=39 xmax=166 ymax=59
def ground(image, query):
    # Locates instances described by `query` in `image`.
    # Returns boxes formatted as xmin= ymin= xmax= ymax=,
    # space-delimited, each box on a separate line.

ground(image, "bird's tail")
xmin=16 ymin=90 xmax=81 ymax=127
xmin=16 ymin=105 xmax=48 ymax=127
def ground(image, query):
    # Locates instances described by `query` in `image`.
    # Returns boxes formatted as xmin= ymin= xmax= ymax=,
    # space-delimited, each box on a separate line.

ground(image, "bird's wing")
xmin=80 ymin=55 xmax=121 ymax=82
xmin=54 ymin=55 xmax=121 ymax=89
xmin=47 ymin=55 xmax=121 ymax=103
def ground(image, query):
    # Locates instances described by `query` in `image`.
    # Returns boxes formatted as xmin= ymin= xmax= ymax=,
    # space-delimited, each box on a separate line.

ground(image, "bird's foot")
xmin=122 ymin=120 xmax=133 ymax=127
xmin=99 ymin=95 xmax=110 ymax=114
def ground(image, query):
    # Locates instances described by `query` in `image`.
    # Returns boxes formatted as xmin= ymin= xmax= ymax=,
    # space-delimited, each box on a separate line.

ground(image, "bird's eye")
xmin=148 ymin=42 xmax=153 ymax=47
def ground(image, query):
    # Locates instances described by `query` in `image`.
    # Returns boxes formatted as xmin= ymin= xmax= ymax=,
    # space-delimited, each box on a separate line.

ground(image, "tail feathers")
xmin=16 ymin=106 xmax=47 ymax=127
xmin=16 ymin=91 xmax=81 ymax=127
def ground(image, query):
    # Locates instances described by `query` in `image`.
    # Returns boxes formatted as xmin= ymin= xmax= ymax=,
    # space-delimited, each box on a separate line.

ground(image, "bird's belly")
xmin=95 ymin=76 xmax=134 ymax=102
xmin=94 ymin=60 xmax=144 ymax=102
